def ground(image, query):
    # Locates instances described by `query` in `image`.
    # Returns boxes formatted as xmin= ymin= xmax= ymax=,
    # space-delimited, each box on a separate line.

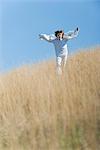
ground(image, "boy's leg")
xmin=56 ymin=56 xmax=62 ymax=75
xmin=62 ymin=55 xmax=68 ymax=71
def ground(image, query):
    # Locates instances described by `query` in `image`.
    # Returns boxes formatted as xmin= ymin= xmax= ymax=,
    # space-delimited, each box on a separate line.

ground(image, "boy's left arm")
xmin=64 ymin=27 xmax=79 ymax=40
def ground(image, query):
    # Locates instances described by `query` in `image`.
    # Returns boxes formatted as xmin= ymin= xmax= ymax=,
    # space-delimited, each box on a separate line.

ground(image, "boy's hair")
xmin=55 ymin=30 xmax=64 ymax=37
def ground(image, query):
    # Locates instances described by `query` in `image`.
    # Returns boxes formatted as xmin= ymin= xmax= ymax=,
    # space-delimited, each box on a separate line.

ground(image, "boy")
xmin=39 ymin=27 xmax=79 ymax=75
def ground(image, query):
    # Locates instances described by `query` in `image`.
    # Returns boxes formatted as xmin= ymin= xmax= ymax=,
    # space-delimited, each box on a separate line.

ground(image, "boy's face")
xmin=57 ymin=32 xmax=63 ymax=39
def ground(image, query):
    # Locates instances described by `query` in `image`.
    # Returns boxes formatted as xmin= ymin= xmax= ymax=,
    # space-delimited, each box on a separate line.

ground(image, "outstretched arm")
xmin=64 ymin=27 xmax=79 ymax=40
xmin=39 ymin=34 xmax=54 ymax=42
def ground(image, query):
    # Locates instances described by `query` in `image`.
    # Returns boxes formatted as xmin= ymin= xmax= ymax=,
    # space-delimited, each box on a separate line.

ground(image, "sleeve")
xmin=64 ymin=28 xmax=79 ymax=40
xmin=39 ymin=34 xmax=55 ymax=42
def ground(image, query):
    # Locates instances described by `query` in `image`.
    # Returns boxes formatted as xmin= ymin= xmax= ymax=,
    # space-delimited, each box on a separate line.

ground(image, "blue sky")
xmin=0 ymin=0 xmax=100 ymax=71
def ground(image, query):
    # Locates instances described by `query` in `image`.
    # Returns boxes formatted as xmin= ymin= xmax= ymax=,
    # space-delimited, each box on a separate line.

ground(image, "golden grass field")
xmin=0 ymin=47 xmax=100 ymax=150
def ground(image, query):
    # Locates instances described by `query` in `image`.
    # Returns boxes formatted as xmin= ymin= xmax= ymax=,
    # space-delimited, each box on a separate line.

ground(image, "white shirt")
xmin=51 ymin=38 xmax=68 ymax=57
xmin=39 ymin=29 xmax=79 ymax=57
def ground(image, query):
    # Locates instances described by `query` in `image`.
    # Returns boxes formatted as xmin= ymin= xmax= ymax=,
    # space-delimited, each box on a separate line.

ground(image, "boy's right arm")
xmin=39 ymin=34 xmax=53 ymax=42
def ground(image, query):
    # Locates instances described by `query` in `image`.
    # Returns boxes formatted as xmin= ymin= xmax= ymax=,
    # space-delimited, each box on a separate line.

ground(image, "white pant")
xmin=56 ymin=55 xmax=68 ymax=75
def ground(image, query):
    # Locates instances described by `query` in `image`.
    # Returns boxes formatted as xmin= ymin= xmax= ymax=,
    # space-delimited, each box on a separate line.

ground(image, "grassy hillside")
xmin=0 ymin=47 xmax=100 ymax=150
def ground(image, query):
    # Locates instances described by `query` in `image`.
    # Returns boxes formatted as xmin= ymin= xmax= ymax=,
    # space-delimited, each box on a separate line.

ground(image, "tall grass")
xmin=0 ymin=47 xmax=100 ymax=150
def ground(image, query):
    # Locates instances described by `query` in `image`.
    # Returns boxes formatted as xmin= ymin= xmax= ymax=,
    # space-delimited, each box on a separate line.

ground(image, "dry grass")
xmin=0 ymin=47 xmax=100 ymax=150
